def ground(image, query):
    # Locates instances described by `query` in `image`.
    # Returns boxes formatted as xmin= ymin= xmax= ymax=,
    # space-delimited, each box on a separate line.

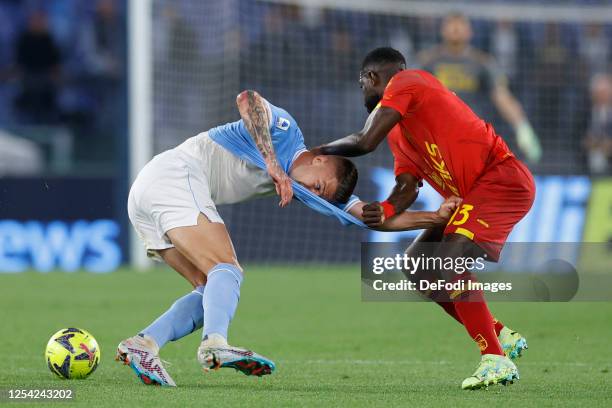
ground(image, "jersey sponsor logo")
xmin=275 ymin=117 xmax=290 ymax=131
xmin=424 ymin=142 xmax=460 ymax=196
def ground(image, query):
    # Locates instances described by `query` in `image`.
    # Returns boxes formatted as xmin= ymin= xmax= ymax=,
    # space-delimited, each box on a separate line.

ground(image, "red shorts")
xmin=444 ymin=157 xmax=535 ymax=261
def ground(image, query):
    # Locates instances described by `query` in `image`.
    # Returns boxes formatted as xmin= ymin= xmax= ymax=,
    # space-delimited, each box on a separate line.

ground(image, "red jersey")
xmin=380 ymin=70 xmax=513 ymax=198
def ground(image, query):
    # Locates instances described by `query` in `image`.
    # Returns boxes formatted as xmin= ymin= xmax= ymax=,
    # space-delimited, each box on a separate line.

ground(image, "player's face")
xmin=442 ymin=17 xmax=472 ymax=46
xmin=359 ymin=69 xmax=382 ymax=113
xmin=292 ymin=156 xmax=339 ymax=202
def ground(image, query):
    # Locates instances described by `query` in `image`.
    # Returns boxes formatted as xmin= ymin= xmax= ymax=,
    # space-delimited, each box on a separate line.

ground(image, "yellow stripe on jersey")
xmin=477 ymin=218 xmax=489 ymax=228
xmin=455 ymin=227 xmax=474 ymax=240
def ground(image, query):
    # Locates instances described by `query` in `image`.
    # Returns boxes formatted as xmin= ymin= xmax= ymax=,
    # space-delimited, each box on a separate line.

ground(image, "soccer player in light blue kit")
xmin=117 ymin=90 xmax=458 ymax=387
xmin=116 ymin=91 xmax=364 ymax=386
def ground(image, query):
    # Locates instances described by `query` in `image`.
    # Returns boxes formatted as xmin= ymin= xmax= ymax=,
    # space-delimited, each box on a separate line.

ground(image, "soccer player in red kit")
xmin=314 ymin=47 xmax=535 ymax=389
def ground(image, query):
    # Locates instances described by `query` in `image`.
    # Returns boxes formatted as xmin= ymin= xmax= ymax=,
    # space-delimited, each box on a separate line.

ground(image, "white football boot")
xmin=197 ymin=334 xmax=275 ymax=377
xmin=115 ymin=335 xmax=176 ymax=387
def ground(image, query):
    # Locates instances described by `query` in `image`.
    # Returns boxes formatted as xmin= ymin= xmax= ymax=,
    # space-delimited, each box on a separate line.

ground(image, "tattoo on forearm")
xmin=241 ymin=91 xmax=278 ymax=167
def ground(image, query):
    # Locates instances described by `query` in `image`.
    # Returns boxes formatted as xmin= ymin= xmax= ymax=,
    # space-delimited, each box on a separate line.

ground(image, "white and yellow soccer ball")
xmin=45 ymin=328 xmax=100 ymax=379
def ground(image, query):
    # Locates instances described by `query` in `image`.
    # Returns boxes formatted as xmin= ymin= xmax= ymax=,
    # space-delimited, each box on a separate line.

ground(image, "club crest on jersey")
xmin=275 ymin=117 xmax=290 ymax=131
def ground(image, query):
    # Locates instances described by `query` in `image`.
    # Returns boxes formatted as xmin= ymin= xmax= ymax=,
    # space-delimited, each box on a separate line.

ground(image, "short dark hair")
xmin=361 ymin=47 xmax=406 ymax=70
xmin=331 ymin=156 xmax=358 ymax=204
xmin=444 ymin=11 xmax=469 ymax=22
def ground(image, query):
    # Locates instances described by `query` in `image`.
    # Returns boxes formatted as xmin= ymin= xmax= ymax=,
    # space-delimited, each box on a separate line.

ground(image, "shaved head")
xmin=361 ymin=47 xmax=406 ymax=71
xmin=359 ymin=47 xmax=406 ymax=113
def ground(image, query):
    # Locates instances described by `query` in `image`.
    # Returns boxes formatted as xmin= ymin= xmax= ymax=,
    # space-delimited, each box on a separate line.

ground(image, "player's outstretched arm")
xmin=368 ymin=196 xmax=462 ymax=231
xmin=313 ymin=106 xmax=401 ymax=157
xmin=236 ymin=90 xmax=293 ymax=207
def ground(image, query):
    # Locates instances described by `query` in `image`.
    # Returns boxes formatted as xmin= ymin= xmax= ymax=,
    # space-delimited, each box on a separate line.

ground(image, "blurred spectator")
xmin=152 ymin=5 xmax=210 ymax=150
xmin=166 ymin=6 xmax=204 ymax=131
xmin=492 ymin=20 xmax=518 ymax=81
xmin=248 ymin=5 xmax=305 ymax=92
xmin=583 ymin=73 xmax=612 ymax=175
xmin=532 ymin=23 xmax=572 ymax=142
xmin=579 ymin=23 xmax=610 ymax=76
xmin=418 ymin=13 xmax=541 ymax=163
xmin=57 ymin=0 xmax=125 ymax=162
xmin=80 ymin=0 xmax=123 ymax=79
xmin=328 ymin=23 xmax=355 ymax=87
xmin=388 ymin=26 xmax=415 ymax=68
xmin=13 ymin=10 xmax=62 ymax=123
xmin=82 ymin=0 xmax=125 ymax=128
xmin=414 ymin=16 xmax=439 ymax=51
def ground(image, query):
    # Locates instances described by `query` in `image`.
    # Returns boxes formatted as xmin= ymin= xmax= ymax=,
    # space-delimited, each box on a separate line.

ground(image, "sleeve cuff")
xmin=342 ymin=196 xmax=360 ymax=213
xmin=379 ymin=100 xmax=405 ymax=117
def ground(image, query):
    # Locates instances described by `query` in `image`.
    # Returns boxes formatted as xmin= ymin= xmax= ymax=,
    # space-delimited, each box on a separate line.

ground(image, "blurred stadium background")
xmin=0 ymin=0 xmax=611 ymax=273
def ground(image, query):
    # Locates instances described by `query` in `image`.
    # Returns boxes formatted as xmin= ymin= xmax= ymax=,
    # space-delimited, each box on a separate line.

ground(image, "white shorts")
xmin=127 ymin=148 xmax=224 ymax=260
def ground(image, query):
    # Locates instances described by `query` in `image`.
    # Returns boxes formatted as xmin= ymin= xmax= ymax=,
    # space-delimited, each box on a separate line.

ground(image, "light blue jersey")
xmin=208 ymin=100 xmax=363 ymax=227
xmin=208 ymin=102 xmax=307 ymax=173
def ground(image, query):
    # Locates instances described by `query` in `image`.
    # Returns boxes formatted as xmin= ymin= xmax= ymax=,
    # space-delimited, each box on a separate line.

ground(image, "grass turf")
xmin=0 ymin=266 xmax=610 ymax=407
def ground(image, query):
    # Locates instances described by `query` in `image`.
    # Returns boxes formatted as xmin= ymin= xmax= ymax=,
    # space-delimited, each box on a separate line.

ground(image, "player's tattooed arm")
xmin=236 ymin=90 xmax=293 ymax=207
xmin=313 ymin=107 xmax=401 ymax=157
xmin=237 ymin=90 xmax=275 ymax=162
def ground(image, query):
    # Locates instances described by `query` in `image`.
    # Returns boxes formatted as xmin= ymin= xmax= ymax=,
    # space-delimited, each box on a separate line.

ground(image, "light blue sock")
xmin=140 ymin=285 xmax=204 ymax=348
xmin=203 ymin=263 xmax=243 ymax=340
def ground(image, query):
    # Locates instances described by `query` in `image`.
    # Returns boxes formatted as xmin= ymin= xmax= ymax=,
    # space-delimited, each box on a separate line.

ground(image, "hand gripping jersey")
xmin=201 ymin=100 xmax=363 ymax=227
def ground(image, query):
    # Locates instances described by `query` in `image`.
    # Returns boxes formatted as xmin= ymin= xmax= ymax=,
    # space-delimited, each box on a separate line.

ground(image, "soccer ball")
xmin=45 ymin=328 xmax=100 ymax=379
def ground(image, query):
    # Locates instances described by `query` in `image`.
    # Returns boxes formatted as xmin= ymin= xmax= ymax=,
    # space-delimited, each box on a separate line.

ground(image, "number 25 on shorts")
xmin=448 ymin=204 xmax=474 ymax=226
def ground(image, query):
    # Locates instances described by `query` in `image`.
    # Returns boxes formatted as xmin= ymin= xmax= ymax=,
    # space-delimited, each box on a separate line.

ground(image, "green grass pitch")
xmin=1 ymin=266 xmax=611 ymax=407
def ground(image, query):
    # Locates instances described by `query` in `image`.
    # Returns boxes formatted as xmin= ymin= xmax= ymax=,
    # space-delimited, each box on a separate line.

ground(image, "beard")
xmin=364 ymin=93 xmax=381 ymax=113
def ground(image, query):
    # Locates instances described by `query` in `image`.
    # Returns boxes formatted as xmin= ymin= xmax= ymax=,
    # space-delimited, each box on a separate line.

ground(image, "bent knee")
xmin=214 ymin=259 xmax=243 ymax=275
xmin=191 ymin=273 xmax=207 ymax=288
xmin=192 ymin=255 xmax=242 ymax=276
